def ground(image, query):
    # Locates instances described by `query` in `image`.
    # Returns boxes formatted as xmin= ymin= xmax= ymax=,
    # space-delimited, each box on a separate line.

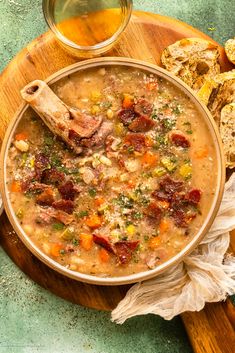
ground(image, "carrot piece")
xmin=50 ymin=243 xmax=63 ymax=257
xmin=94 ymin=197 xmax=105 ymax=207
xmin=194 ymin=147 xmax=209 ymax=159
xmin=156 ymin=200 xmax=170 ymax=210
xmin=141 ymin=151 xmax=158 ymax=167
xmin=15 ymin=132 xmax=28 ymax=141
xmin=159 ymin=219 xmax=169 ymax=234
xmin=127 ymin=180 xmax=136 ymax=189
xmin=11 ymin=180 xmax=21 ymax=192
xmin=99 ymin=248 xmax=110 ymax=263
xmin=148 ymin=236 xmax=161 ymax=249
xmin=85 ymin=214 xmax=102 ymax=229
xmin=80 ymin=233 xmax=93 ymax=251
xmin=122 ymin=94 xmax=134 ymax=109
xmin=146 ymin=81 xmax=158 ymax=91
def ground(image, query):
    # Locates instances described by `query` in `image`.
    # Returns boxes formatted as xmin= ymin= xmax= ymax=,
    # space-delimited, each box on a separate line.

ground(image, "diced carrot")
xmin=156 ymin=200 xmax=170 ymax=210
xmin=85 ymin=214 xmax=102 ymax=229
xmin=194 ymin=147 xmax=209 ymax=159
xmin=159 ymin=219 xmax=170 ymax=234
xmin=80 ymin=233 xmax=93 ymax=251
xmin=141 ymin=151 xmax=158 ymax=167
xmin=11 ymin=180 xmax=21 ymax=192
xmin=50 ymin=243 xmax=63 ymax=257
xmin=122 ymin=94 xmax=134 ymax=109
xmin=127 ymin=180 xmax=136 ymax=189
xmin=99 ymin=248 xmax=110 ymax=263
xmin=146 ymin=81 xmax=158 ymax=91
xmin=94 ymin=197 xmax=105 ymax=207
xmin=15 ymin=132 xmax=28 ymax=141
xmin=148 ymin=236 xmax=161 ymax=249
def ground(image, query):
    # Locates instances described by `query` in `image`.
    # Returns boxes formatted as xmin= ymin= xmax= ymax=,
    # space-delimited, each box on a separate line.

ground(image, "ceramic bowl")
xmin=0 ymin=57 xmax=225 ymax=285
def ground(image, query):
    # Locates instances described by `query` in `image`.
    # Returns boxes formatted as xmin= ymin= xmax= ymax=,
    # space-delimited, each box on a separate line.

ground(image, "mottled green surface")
xmin=0 ymin=1 xmax=234 ymax=353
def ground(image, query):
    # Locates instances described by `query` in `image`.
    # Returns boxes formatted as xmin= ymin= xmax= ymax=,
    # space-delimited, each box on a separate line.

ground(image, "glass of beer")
xmin=42 ymin=0 xmax=133 ymax=57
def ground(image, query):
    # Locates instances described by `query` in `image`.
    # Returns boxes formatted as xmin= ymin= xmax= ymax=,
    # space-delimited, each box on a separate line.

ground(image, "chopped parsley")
xmin=88 ymin=188 xmax=97 ymax=197
xmin=75 ymin=210 xmax=89 ymax=218
xmin=52 ymin=222 xmax=65 ymax=231
xmin=116 ymin=194 xmax=134 ymax=209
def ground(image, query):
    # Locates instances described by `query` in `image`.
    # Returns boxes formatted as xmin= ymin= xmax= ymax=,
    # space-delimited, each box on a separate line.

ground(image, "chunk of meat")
xmin=118 ymin=108 xmax=136 ymax=125
xmin=58 ymin=181 xmax=78 ymax=201
xmin=52 ymin=199 xmax=75 ymax=214
xmin=80 ymin=121 xmax=113 ymax=148
xmin=186 ymin=189 xmax=202 ymax=204
xmin=124 ymin=133 xmax=146 ymax=152
xmin=170 ymin=132 xmax=190 ymax=148
xmin=36 ymin=188 xmax=55 ymax=206
xmin=21 ymin=80 xmax=104 ymax=154
xmin=152 ymin=189 xmax=171 ymax=202
xmin=128 ymin=115 xmax=155 ymax=132
xmin=69 ymin=109 xmax=103 ymax=138
xmin=41 ymin=168 xmax=65 ymax=186
xmin=144 ymin=202 xmax=163 ymax=224
xmin=172 ymin=209 xmax=197 ymax=228
xmin=134 ymin=98 xmax=153 ymax=117
xmin=24 ymin=181 xmax=50 ymax=193
xmin=159 ymin=176 xmax=184 ymax=194
xmin=114 ymin=241 xmax=139 ymax=265
xmin=93 ymin=234 xmax=115 ymax=253
xmin=47 ymin=208 xmax=74 ymax=225
xmin=34 ymin=153 xmax=50 ymax=179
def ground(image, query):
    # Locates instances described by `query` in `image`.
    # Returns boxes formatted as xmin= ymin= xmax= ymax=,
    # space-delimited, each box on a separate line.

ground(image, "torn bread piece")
xmin=225 ymin=38 xmax=235 ymax=65
xmin=161 ymin=38 xmax=221 ymax=91
xmin=220 ymin=103 xmax=235 ymax=169
xmin=21 ymin=80 xmax=106 ymax=154
xmin=198 ymin=70 xmax=235 ymax=124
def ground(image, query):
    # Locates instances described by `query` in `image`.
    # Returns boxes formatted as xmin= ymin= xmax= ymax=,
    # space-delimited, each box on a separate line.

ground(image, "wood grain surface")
xmin=0 ymin=11 xmax=234 ymax=353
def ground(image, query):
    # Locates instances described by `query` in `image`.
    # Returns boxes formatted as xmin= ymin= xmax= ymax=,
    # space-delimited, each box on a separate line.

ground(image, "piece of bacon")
xmin=170 ymin=133 xmax=190 ymax=148
xmin=114 ymin=241 xmax=139 ymax=264
xmin=159 ymin=176 xmax=184 ymax=194
xmin=186 ymin=189 xmax=202 ymax=204
xmin=124 ymin=133 xmax=146 ymax=152
xmin=118 ymin=108 xmax=136 ymax=125
xmin=152 ymin=189 xmax=171 ymax=202
xmin=134 ymin=98 xmax=153 ymax=117
xmin=41 ymin=168 xmax=65 ymax=186
xmin=52 ymin=199 xmax=75 ymax=214
xmin=144 ymin=202 xmax=162 ymax=224
xmin=128 ymin=115 xmax=155 ymax=132
xmin=36 ymin=188 xmax=55 ymax=206
xmin=93 ymin=234 xmax=115 ymax=253
xmin=58 ymin=181 xmax=78 ymax=201
xmin=172 ymin=209 xmax=197 ymax=228
xmin=34 ymin=153 xmax=50 ymax=180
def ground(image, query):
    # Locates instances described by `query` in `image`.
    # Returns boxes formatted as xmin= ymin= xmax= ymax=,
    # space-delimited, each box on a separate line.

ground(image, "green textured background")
xmin=0 ymin=1 xmax=234 ymax=353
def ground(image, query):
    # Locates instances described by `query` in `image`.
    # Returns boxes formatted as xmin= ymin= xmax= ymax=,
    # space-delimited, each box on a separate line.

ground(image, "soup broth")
xmin=7 ymin=66 xmax=217 ymax=277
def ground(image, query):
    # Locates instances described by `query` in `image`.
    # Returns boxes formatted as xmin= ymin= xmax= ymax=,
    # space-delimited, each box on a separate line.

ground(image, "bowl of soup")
xmin=0 ymin=58 xmax=225 ymax=285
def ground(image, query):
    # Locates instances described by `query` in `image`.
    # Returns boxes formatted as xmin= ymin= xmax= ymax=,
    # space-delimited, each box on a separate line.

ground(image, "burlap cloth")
xmin=112 ymin=173 xmax=235 ymax=324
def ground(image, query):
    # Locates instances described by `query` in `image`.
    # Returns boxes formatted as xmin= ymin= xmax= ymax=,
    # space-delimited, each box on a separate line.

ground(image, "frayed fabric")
xmin=112 ymin=174 xmax=235 ymax=324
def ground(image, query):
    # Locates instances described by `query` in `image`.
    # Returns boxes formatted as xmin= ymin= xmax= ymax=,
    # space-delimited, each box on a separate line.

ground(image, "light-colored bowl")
xmin=0 ymin=57 xmax=225 ymax=285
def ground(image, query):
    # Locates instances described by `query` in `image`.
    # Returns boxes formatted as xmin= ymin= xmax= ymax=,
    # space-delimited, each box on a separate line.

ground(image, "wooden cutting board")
xmin=0 ymin=10 xmax=234 ymax=353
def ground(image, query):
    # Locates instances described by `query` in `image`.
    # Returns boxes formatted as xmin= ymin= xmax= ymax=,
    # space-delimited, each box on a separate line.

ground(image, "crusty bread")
xmin=198 ymin=70 xmax=235 ymax=124
xmin=220 ymin=103 xmax=235 ymax=169
xmin=225 ymin=38 xmax=235 ymax=65
xmin=161 ymin=38 xmax=221 ymax=91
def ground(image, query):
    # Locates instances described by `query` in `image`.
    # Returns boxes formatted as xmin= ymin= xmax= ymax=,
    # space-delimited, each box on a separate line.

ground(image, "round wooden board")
xmin=0 ymin=8 xmax=233 ymax=308
xmin=0 ymin=12 xmax=235 ymax=353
